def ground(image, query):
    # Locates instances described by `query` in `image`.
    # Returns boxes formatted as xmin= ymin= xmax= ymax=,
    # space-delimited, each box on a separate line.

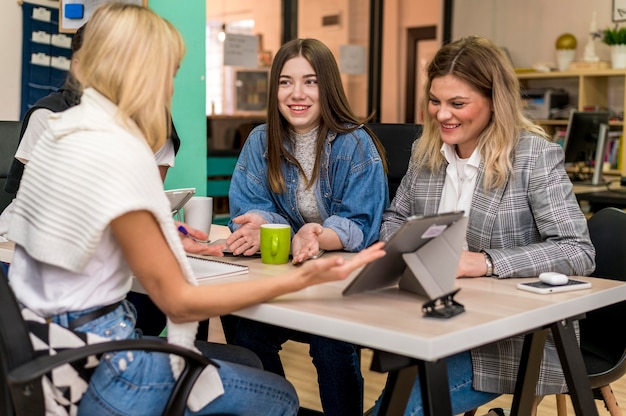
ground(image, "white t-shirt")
xmin=11 ymin=228 xmax=131 ymax=315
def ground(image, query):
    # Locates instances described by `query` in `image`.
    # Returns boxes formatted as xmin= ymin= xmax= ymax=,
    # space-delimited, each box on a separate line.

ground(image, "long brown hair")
xmin=265 ymin=38 xmax=386 ymax=193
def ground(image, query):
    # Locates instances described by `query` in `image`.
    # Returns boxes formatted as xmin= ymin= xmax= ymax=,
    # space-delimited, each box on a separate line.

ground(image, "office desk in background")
xmin=576 ymin=188 xmax=626 ymax=212
xmin=571 ymin=176 xmax=626 ymax=212
xmin=3 ymin=229 xmax=626 ymax=416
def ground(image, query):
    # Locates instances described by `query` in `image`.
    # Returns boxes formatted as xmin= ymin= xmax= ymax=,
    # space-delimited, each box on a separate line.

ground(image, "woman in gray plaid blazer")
xmin=377 ymin=36 xmax=595 ymax=415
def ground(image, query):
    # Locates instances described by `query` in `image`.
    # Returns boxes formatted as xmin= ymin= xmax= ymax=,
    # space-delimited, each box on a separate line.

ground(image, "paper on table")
xmin=187 ymin=256 xmax=248 ymax=281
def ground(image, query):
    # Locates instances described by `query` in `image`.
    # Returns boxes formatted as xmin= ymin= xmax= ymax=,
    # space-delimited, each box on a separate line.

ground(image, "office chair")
xmin=0 ymin=121 xmax=22 ymax=212
xmin=0 ymin=267 xmax=213 ymax=416
xmin=552 ymin=207 xmax=626 ymax=415
xmin=366 ymin=123 xmax=422 ymax=201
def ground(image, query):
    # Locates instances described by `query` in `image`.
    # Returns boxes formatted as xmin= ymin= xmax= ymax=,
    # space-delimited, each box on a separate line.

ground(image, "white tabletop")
xmin=196 ymin=226 xmax=626 ymax=362
xmin=4 ymin=227 xmax=626 ymax=364
xmin=201 ymin=256 xmax=626 ymax=362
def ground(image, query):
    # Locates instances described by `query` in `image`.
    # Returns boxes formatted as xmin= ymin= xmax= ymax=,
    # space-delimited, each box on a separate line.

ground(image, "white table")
xmin=187 ymin=226 xmax=624 ymax=416
xmin=211 ymin=264 xmax=624 ymax=415
xmin=4 ymin=228 xmax=626 ymax=415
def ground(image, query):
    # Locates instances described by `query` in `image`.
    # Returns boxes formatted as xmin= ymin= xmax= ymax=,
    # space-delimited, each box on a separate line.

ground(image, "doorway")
xmin=404 ymin=26 xmax=437 ymax=124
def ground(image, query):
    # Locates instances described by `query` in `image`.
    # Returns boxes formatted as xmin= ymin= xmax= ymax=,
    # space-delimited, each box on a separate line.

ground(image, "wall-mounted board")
xmin=59 ymin=0 xmax=147 ymax=33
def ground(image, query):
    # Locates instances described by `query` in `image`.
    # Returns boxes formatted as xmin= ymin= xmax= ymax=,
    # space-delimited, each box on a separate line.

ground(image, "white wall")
xmin=0 ymin=0 xmax=27 ymax=121
xmin=453 ymin=0 xmax=614 ymax=69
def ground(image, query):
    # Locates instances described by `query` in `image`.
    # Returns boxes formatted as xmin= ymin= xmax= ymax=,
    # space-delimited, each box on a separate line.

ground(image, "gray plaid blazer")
xmin=381 ymin=131 xmax=595 ymax=395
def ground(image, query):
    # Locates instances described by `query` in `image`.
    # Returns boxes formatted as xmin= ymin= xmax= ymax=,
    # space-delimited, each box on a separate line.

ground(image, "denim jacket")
xmin=228 ymin=124 xmax=388 ymax=252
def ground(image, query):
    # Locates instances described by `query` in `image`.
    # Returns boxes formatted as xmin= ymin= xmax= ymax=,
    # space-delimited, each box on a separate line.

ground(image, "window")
xmin=206 ymin=19 xmax=255 ymax=115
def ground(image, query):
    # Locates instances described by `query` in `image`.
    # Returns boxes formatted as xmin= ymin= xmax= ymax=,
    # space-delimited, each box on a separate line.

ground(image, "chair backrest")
xmin=0 ymin=268 xmax=45 ymax=415
xmin=580 ymin=207 xmax=626 ymax=375
xmin=0 ymin=121 xmax=23 ymax=212
xmin=367 ymin=123 xmax=422 ymax=201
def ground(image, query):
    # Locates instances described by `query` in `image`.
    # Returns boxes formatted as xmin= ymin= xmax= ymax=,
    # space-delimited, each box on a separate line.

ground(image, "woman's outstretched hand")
xmin=295 ymin=242 xmax=386 ymax=287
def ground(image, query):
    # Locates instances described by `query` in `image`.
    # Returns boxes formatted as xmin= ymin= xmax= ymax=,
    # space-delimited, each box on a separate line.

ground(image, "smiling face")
xmin=277 ymin=56 xmax=321 ymax=134
xmin=428 ymin=74 xmax=493 ymax=158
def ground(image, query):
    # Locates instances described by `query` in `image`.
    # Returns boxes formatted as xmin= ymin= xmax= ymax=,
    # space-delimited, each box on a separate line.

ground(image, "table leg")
xmin=372 ymin=352 xmax=453 ymax=416
xmin=511 ymin=329 xmax=547 ymax=416
xmin=418 ymin=359 xmax=453 ymax=416
xmin=376 ymin=365 xmax=417 ymax=415
xmin=550 ymin=319 xmax=599 ymax=416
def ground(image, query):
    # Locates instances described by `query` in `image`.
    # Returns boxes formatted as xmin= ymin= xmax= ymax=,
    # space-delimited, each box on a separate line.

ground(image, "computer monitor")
xmin=563 ymin=111 xmax=610 ymax=185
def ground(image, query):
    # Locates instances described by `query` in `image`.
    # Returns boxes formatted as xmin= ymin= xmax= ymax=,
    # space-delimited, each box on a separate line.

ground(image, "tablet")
xmin=343 ymin=211 xmax=467 ymax=298
xmin=165 ymin=188 xmax=195 ymax=215
xmin=517 ymin=279 xmax=591 ymax=294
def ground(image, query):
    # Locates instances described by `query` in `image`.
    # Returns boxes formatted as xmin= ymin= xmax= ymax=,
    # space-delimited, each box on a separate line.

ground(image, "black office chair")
xmin=367 ymin=123 xmax=422 ymax=201
xmin=0 ymin=121 xmax=22 ymax=212
xmin=0 ymin=267 xmax=214 ymax=416
xmin=552 ymin=207 xmax=626 ymax=415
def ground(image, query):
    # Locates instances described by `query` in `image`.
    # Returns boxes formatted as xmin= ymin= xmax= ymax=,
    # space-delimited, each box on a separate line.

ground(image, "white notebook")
xmin=187 ymin=256 xmax=249 ymax=281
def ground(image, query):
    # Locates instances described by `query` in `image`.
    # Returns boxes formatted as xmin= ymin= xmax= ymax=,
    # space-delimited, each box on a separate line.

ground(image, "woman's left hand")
xmin=457 ymin=251 xmax=489 ymax=277
xmin=291 ymin=223 xmax=324 ymax=264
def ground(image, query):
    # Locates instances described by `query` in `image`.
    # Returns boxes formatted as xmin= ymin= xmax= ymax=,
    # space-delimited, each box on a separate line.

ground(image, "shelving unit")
xmin=20 ymin=2 xmax=74 ymax=119
xmin=517 ymin=68 xmax=626 ymax=177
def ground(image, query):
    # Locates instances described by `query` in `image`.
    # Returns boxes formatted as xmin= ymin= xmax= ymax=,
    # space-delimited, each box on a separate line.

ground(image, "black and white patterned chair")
xmin=0 ymin=267 xmax=214 ymax=416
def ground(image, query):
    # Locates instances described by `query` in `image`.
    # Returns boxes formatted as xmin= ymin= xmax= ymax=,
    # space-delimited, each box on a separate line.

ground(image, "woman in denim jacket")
xmin=225 ymin=38 xmax=388 ymax=416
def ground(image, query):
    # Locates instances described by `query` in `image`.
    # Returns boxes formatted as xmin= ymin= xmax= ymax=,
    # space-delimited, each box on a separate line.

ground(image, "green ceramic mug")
xmin=260 ymin=224 xmax=291 ymax=265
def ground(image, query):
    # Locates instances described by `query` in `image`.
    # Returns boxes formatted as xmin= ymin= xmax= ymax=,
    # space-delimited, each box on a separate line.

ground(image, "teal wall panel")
xmin=151 ymin=1 xmax=207 ymax=195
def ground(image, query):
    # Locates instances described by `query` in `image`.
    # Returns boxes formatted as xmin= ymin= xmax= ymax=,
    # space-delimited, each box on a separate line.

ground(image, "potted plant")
xmin=602 ymin=25 xmax=626 ymax=68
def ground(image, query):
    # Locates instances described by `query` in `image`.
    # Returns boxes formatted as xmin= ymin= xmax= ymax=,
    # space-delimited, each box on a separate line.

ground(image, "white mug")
xmin=183 ymin=196 xmax=213 ymax=235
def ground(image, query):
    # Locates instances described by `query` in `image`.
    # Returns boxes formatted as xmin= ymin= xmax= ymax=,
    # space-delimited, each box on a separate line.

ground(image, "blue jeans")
xmin=232 ymin=317 xmax=363 ymax=416
xmin=51 ymin=300 xmax=299 ymax=415
xmin=373 ymin=351 xmax=500 ymax=416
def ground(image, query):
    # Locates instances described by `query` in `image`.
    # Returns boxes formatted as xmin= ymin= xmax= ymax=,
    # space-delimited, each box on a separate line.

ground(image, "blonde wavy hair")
xmin=74 ymin=2 xmax=185 ymax=152
xmin=414 ymin=36 xmax=547 ymax=189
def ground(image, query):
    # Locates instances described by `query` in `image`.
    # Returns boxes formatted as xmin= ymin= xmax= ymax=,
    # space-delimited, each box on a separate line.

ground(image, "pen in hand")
xmin=177 ymin=225 xmax=210 ymax=244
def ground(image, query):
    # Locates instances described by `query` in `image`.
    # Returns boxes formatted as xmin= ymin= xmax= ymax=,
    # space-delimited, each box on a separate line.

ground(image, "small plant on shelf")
xmin=602 ymin=25 xmax=626 ymax=46
xmin=600 ymin=25 xmax=626 ymax=69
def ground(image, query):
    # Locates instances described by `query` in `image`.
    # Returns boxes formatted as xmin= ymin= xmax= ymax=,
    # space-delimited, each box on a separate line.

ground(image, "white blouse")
xmin=438 ymin=143 xmax=481 ymax=217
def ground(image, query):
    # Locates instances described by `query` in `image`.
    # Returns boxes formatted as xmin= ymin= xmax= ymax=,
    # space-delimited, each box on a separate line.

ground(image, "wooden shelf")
xmin=517 ymin=68 xmax=626 ymax=79
xmin=519 ymin=69 xmax=626 ymax=177
xmin=532 ymin=119 xmax=623 ymax=127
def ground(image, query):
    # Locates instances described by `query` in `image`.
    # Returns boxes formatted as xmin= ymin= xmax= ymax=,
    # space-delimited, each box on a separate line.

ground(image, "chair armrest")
xmin=8 ymin=338 xmax=217 ymax=415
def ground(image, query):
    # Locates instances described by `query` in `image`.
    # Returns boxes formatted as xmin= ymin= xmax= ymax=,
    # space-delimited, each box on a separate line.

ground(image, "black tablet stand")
xmin=421 ymin=288 xmax=465 ymax=319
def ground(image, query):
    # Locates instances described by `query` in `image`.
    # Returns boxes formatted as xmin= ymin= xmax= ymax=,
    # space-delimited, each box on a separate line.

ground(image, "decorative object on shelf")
xmin=583 ymin=10 xmax=601 ymax=62
xmin=602 ymin=24 xmax=626 ymax=68
xmin=569 ymin=61 xmax=611 ymax=70
xmin=555 ymin=33 xmax=577 ymax=71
